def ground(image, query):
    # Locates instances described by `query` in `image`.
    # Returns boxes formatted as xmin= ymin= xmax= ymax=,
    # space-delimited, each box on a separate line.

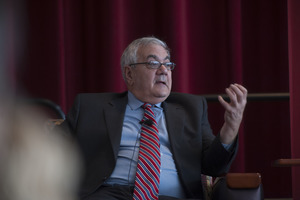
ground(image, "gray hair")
xmin=120 ymin=36 xmax=170 ymax=80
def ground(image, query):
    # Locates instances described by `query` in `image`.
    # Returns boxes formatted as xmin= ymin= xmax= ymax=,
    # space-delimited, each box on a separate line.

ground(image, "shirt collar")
xmin=127 ymin=91 xmax=162 ymax=110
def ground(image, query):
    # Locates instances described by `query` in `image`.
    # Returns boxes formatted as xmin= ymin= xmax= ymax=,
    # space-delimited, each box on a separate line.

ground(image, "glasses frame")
xmin=129 ymin=60 xmax=176 ymax=70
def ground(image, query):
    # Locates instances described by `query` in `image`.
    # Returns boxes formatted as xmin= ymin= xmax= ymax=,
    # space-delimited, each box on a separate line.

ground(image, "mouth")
xmin=156 ymin=80 xmax=167 ymax=85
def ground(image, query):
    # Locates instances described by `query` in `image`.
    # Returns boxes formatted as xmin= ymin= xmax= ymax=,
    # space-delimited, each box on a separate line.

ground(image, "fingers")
xmin=218 ymin=95 xmax=229 ymax=109
xmin=226 ymin=83 xmax=247 ymax=104
xmin=233 ymin=84 xmax=248 ymax=103
xmin=218 ymin=83 xmax=248 ymax=111
xmin=225 ymin=87 xmax=237 ymax=105
xmin=234 ymin=83 xmax=248 ymax=95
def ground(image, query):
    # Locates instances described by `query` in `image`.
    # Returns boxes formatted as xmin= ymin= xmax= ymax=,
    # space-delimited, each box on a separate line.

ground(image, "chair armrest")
xmin=211 ymin=173 xmax=264 ymax=200
xmin=226 ymin=173 xmax=261 ymax=189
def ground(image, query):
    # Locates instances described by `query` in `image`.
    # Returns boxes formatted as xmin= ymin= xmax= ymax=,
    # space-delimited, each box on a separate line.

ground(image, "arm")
xmin=218 ymin=84 xmax=247 ymax=144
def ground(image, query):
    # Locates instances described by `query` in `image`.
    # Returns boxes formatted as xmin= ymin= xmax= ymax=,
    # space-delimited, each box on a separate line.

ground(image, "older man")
xmin=61 ymin=37 xmax=247 ymax=200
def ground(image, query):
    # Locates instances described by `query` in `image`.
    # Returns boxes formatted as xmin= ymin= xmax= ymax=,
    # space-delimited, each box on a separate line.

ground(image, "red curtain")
xmin=288 ymin=1 xmax=300 ymax=199
xmin=7 ymin=0 xmax=292 ymax=198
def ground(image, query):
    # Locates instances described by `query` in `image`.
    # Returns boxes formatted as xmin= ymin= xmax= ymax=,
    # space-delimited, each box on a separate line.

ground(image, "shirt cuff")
xmin=222 ymin=143 xmax=233 ymax=151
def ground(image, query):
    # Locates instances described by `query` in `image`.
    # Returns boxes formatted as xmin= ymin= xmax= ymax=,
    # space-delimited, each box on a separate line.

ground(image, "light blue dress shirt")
xmin=104 ymin=92 xmax=186 ymax=198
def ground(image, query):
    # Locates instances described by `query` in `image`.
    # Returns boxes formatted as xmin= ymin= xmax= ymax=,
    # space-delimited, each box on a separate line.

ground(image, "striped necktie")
xmin=133 ymin=103 xmax=160 ymax=200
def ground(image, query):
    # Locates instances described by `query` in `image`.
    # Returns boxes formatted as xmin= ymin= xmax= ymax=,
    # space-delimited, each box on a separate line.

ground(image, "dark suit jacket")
xmin=61 ymin=92 xmax=238 ymax=199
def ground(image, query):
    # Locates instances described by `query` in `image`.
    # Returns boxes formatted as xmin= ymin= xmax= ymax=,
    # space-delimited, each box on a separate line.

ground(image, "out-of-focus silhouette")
xmin=0 ymin=107 xmax=82 ymax=200
xmin=0 ymin=1 xmax=82 ymax=200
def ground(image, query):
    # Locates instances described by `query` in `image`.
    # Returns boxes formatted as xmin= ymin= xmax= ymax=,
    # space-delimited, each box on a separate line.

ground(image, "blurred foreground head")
xmin=0 ymin=107 xmax=82 ymax=200
xmin=0 ymin=1 xmax=81 ymax=200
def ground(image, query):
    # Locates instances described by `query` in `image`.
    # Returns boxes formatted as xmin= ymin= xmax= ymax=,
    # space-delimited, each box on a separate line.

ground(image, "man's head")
xmin=121 ymin=37 xmax=175 ymax=104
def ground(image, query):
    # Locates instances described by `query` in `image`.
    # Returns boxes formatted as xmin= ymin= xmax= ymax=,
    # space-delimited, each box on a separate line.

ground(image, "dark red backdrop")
xmin=6 ymin=0 xmax=299 ymax=198
xmin=288 ymin=0 xmax=300 ymax=199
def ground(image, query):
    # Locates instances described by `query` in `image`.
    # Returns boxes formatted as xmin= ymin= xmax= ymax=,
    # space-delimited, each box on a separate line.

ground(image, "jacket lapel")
xmin=104 ymin=93 xmax=128 ymax=160
xmin=162 ymin=101 xmax=185 ymax=153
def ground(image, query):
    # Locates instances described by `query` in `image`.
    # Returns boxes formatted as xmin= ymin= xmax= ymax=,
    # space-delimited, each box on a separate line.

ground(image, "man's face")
xmin=125 ymin=44 xmax=172 ymax=104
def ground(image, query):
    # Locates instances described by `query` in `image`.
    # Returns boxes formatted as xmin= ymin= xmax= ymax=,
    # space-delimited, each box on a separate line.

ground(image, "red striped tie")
xmin=133 ymin=103 xmax=160 ymax=200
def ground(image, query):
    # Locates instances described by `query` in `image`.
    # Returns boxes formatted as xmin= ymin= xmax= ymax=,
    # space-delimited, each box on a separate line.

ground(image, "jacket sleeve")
xmin=200 ymin=96 xmax=238 ymax=176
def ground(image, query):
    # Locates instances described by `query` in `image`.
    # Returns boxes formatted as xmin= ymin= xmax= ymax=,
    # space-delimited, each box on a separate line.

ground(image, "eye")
xmin=148 ymin=60 xmax=160 ymax=66
xmin=164 ymin=62 xmax=173 ymax=67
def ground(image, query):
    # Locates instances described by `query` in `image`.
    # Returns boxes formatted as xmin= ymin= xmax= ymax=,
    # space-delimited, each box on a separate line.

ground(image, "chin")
xmin=155 ymin=92 xmax=170 ymax=99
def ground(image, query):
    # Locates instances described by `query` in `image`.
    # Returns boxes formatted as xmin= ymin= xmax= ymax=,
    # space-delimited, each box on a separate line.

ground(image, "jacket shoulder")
xmin=167 ymin=92 xmax=206 ymax=104
xmin=165 ymin=92 xmax=208 ymax=112
xmin=75 ymin=92 xmax=127 ymax=103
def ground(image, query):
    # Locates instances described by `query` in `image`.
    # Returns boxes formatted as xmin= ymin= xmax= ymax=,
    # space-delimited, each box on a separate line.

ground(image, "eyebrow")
xmin=146 ymin=54 xmax=170 ymax=61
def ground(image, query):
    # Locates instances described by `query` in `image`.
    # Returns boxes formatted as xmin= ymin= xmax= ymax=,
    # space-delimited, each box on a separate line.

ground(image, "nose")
xmin=157 ymin=64 xmax=168 ymax=74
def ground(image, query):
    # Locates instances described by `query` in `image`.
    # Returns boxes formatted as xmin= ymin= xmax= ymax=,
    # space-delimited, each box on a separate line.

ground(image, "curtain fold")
xmin=57 ymin=0 xmax=67 ymax=111
xmin=288 ymin=0 xmax=300 ymax=199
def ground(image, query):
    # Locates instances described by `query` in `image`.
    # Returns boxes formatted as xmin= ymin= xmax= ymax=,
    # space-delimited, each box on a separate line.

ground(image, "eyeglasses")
xmin=129 ymin=60 xmax=176 ymax=70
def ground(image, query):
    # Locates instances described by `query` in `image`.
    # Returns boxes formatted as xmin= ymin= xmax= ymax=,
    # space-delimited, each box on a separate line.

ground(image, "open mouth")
xmin=156 ymin=81 xmax=166 ymax=85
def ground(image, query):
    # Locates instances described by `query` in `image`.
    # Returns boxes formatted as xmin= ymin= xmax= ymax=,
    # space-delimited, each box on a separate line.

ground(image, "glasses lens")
xmin=165 ymin=62 xmax=172 ymax=70
xmin=148 ymin=61 xmax=160 ymax=69
xmin=165 ymin=62 xmax=175 ymax=70
xmin=146 ymin=61 xmax=175 ymax=70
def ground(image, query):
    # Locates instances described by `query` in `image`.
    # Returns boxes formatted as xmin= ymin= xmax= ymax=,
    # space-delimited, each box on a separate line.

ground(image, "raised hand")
xmin=218 ymin=84 xmax=247 ymax=144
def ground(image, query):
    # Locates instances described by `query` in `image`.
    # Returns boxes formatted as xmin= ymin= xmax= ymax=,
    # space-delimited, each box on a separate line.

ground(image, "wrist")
xmin=220 ymin=123 xmax=238 ymax=144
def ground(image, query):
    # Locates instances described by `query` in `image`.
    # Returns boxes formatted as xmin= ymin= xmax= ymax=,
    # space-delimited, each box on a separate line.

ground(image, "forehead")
xmin=137 ymin=44 xmax=169 ymax=61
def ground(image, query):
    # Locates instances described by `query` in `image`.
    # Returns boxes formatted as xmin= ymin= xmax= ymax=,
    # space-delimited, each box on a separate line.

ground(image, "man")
xmin=61 ymin=37 xmax=247 ymax=200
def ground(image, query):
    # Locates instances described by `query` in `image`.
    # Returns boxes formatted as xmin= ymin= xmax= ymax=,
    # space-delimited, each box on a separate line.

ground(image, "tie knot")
xmin=142 ymin=103 xmax=152 ymax=109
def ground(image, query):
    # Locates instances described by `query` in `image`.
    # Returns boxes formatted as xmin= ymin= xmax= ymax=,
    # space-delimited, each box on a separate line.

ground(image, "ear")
xmin=124 ymin=66 xmax=134 ymax=86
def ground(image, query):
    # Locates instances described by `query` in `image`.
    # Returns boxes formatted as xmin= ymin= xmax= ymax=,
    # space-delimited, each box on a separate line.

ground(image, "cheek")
xmin=135 ymin=74 xmax=153 ymax=89
xmin=140 ymin=73 xmax=155 ymax=84
xmin=168 ymin=74 xmax=172 ymax=84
